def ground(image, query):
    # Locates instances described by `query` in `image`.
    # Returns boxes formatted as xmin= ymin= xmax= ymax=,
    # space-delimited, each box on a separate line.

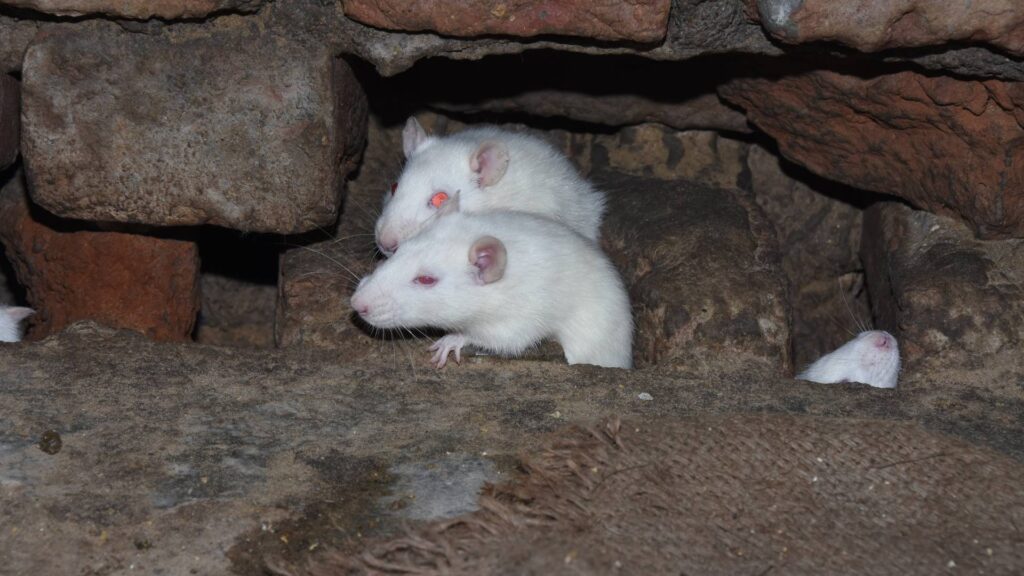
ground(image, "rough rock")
xmin=341 ymin=0 xmax=671 ymax=43
xmin=753 ymin=0 xmax=1024 ymax=56
xmin=0 ymin=172 xmax=199 ymax=341
xmin=746 ymin=143 xmax=870 ymax=369
xmin=0 ymin=16 xmax=42 ymax=74
xmin=195 ymin=273 xmax=276 ymax=348
xmin=720 ymin=67 xmax=1024 ymax=239
xmin=203 ymin=0 xmax=776 ymax=79
xmin=0 ymin=75 xmax=16 ymax=171
xmin=0 ymin=0 xmax=264 ymax=19
xmin=861 ymin=202 xmax=1024 ymax=371
xmin=579 ymin=125 xmax=748 ymax=187
xmin=598 ymin=171 xmax=791 ymax=372
xmin=0 ymin=321 xmax=1021 ymax=574
xmin=3 ymin=1 xmax=1021 ymax=85
xmin=20 ymin=22 xmax=368 ymax=234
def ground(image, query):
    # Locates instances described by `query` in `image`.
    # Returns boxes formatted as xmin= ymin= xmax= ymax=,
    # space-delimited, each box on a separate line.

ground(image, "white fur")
xmin=353 ymin=211 xmax=633 ymax=369
xmin=0 ymin=306 xmax=34 ymax=343
xmin=375 ymin=120 xmax=606 ymax=255
xmin=797 ymin=330 xmax=901 ymax=389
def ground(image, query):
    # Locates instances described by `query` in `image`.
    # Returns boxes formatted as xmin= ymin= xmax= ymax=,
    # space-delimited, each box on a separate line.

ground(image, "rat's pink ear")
xmin=469 ymin=141 xmax=509 ymax=187
xmin=3 ymin=307 xmax=34 ymax=323
xmin=468 ymin=235 xmax=507 ymax=285
xmin=402 ymin=116 xmax=430 ymax=159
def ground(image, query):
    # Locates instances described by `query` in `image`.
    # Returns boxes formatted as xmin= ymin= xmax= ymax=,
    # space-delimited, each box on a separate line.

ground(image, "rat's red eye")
xmin=414 ymin=275 xmax=437 ymax=286
xmin=429 ymin=191 xmax=449 ymax=208
xmin=390 ymin=182 xmax=398 ymax=195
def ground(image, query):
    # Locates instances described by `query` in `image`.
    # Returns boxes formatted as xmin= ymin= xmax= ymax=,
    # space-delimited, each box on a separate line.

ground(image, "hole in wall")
xmin=276 ymin=50 xmax=905 ymax=372
xmin=193 ymin=227 xmax=284 ymax=348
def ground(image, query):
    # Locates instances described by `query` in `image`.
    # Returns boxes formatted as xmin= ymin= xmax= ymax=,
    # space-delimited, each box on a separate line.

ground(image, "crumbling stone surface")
xmin=599 ymin=170 xmax=791 ymax=372
xmin=342 ymin=0 xmax=671 ymax=43
xmin=0 ymin=75 xmax=17 ymax=171
xmin=0 ymin=17 xmax=42 ymax=74
xmin=753 ymin=0 xmax=1024 ymax=56
xmin=0 ymin=320 xmax=1021 ymax=574
xmin=20 ymin=21 xmax=368 ymax=233
xmin=0 ymin=0 xmax=264 ymax=19
xmin=579 ymin=125 xmax=748 ymax=187
xmin=721 ymin=68 xmax=1024 ymax=239
xmin=862 ymin=202 xmax=1024 ymax=371
xmin=746 ymin=143 xmax=870 ymax=369
xmin=195 ymin=273 xmax=276 ymax=348
xmin=0 ymin=172 xmax=199 ymax=341
xmin=2 ymin=0 xmax=1024 ymax=84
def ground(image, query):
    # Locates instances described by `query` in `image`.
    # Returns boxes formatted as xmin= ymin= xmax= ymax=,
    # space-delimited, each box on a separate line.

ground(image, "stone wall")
xmin=0 ymin=0 xmax=1020 ymax=372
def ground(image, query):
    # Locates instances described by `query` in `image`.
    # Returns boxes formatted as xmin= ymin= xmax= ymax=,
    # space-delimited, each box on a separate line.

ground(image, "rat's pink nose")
xmin=377 ymin=233 xmax=399 ymax=256
xmin=872 ymin=333 xmax=891 ymax=349
xmin=350 ymin=295 xmax=370 ymax=317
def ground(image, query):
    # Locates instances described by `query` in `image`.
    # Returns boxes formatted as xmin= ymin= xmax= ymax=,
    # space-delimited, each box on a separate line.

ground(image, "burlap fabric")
xmin=302 ymin=414 xmax=1024 ymax=575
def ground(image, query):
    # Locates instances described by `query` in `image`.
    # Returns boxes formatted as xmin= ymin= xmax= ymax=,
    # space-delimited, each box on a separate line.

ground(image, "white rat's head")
xmin=375 ymin=117 xmax=510 ymax=256
xmin=353 ymin=213 xmax=508 ymax=330
xmin=799 ymin=330 xmax=901 ymax=389
xmin=0 ymin=306 xmax=34 ymax=343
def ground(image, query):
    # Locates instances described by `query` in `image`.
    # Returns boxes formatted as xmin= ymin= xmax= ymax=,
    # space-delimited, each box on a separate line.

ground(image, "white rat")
xmin=374 ymin=117 xmax=606 ymax=256
xmin=352 ymin=207 xmax=633 ymax=369
xmin=0 ymin=306 xmax=34 ymax=343
xmin=796 ymin=330 xmax=901 ymax=389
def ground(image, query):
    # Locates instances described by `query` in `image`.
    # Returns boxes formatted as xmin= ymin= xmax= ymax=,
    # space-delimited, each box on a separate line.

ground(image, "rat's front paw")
xmin=428 ymin=334 xmax=468 ymax=369
xmin=428 ymin=332 xmax=468 ymax=366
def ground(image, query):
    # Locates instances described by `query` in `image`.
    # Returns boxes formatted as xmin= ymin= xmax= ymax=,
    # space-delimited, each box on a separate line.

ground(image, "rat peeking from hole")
xmin=797 ymin=330 xmax=901 ymax=389
xmin=0 ymin=306 xmax=34 ymax=343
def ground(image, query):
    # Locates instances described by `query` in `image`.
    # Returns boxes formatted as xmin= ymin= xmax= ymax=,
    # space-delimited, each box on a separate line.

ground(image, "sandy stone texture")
xmin=341 ymin=0 xmax=671 ymax=42
xmin=0 ymin=0 xmax=263 ymax=19
xmin=20 ymin=22 xmax=367 ymax=233
xmin=599 ymin=170 xmax=791 ymax=372
xmin=753 ymin=0 xmax=1024 ymax=56
xmin=862 ymin=201 xmax=1024 ymax=371
xmin=721 ymin=68 xmax=1024 ymax=239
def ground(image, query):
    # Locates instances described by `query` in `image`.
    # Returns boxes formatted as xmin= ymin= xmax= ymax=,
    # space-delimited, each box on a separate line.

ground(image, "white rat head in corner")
xmin=797 ymin=330 xmax=901 ymax=389
xmin=0 ymin=306 xmax=34 ymax=343
xmin=375 ymin=117 xmax=509 ymax=256
xmin=354 ymin=211 xmax=508 ymax=331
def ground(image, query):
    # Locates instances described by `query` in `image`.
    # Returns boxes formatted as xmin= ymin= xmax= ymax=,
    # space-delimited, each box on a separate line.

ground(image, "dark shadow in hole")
xmin=196 ymin=226 xmax=282 ymax=287
xmin=0 ymin=167 xmax=25 ymax=306
xmin=348 ymin=310 xmax=443 ymax=342
xmin=744 ymin=132 xmax=896 ymax=210
xmin=357 ymin=49 xmax=979 ymax=132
